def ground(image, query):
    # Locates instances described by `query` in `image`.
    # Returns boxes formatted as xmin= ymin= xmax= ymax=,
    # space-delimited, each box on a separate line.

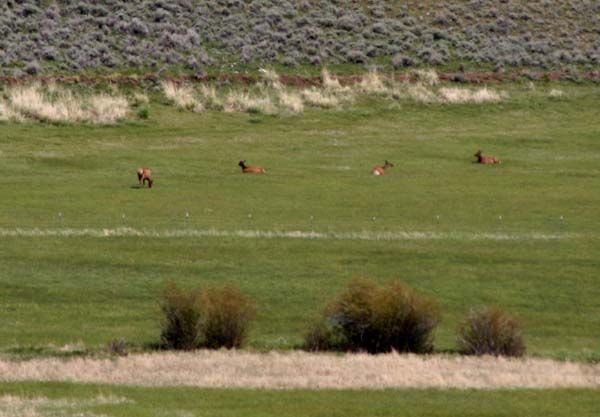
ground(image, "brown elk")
xmin=474 ymin=150 xmax=501 ymax=164
xmin=137 ymin=167 xmax=153 ymax=188
xmin=371 ymin=160 xmax=394 ymax=176
xmin=238 ymin=160 xmax=266 ymax=174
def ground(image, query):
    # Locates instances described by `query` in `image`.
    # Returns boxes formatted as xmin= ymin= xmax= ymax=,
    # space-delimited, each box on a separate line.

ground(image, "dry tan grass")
xmin=278 ymin=91 xmax=304 ymax=114
xmin=0 ymin=394 xmax=130 ymax=417
xmin=439 ymin=87 xmax=505 ymax=104
xmin=0 ymin=227 xmax=578 ymax=241
xmin=132 ymin=92 xmax=149 ymax=105
xmin=412 ymin=69 xmax=440 ymax=86
xmin=199 ymin=84 xmax=223 ymax=110
xmin=223 ymin=91 xmax=276 ymax=114
xmin=357 ymin=70 xmax=388 ymax=94
xmin=321 ymin=68 xmax=344 ymax=91
xmin=301 ymin=88 xmax=340 ymax=108
xmin=0 ymin=101 xmax=25 ymax=122
xmin=259 ymin=68 xmax=283 ymax=90
xmin=406 ymin=83 xmax=439 ymax=103
xmin=161 ymin=81 xmax=203 ymax=112
xmin=3 ymin=84 xmax=129 ymax=124
xmin=88 ymin=95 xmax=129 ymax=123
xmin=549 ymin=89 xmax=565 ymax=98
xmin=0 ymin=351 xmax=598 ymax=389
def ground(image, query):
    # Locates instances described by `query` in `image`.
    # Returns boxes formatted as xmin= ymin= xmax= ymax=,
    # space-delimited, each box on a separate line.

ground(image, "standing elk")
xmin=137 ymin=167 xmax=153 ymax=188
xmin=371 ymin=160 xmax=394 ymax=176
xmin=238 ymin=160 xmax=266 ymax=174
xmin=474 ymin=150 xmax=501 ymax=164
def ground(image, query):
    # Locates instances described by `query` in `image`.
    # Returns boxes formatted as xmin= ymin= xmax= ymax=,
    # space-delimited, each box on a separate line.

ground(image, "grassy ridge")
xmin=0 ymin=382 xmax=599 ymax=417
xmin=0 ymin=83 xmax=599 ymax=358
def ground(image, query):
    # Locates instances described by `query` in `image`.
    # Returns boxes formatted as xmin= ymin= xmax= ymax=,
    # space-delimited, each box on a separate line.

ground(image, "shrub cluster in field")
xmin=160 ymin=69 xmax=508 ymax=115
xmin=0 ymin=83 xmax=130 ymax=124
xmin=158 ymin=279 xmax=525 ymax=356
xmin=0 ymin=0 xmax=599 ymax=76
xmin=160 ymin=282 xmax=256 ymax=350
xmin=304 ymin=278 xmax=525 ymax=356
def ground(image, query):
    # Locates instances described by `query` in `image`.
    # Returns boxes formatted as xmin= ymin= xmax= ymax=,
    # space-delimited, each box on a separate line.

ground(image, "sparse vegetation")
xmin=458 ymin=307 xmax=526 ymax=357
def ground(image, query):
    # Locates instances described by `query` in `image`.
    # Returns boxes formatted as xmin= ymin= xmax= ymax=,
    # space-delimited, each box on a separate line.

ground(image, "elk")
xmin=137 ymin=167 xmax=153 ymax=188
xmin=371 ymin=160 xmax=394 ymax=176
xmin=238 ymin=160 xmax=266 ymax=174
xmin=474 ymin=150 xmax=501 ymax=164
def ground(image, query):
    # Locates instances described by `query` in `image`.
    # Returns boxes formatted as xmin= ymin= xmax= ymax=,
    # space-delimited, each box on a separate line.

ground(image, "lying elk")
xmin=474 ymin=150 xmax=501 ymax=164
xmin=371 ymin=160 xmax=394 ymax=176
xmin=238 ymin=160 xmax=266 ymax=174
xmin=137 ymin=167 xmax=153 ymax=188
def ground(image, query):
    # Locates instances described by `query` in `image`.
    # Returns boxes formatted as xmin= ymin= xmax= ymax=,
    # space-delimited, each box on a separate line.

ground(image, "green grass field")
xmin=0 ymin=383 xmax=599 ymax=417
xmin=0 ymin=82 xmax=599 ymax=359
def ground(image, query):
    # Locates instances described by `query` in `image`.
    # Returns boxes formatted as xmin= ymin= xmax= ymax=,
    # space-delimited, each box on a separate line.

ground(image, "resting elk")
xmin=238 ymin=160 xmax=266 ymax=174
xmin=474 ymin=150 xmax=501 ymax=164
xmin=371 ymin=160 xmax=394 ymax=176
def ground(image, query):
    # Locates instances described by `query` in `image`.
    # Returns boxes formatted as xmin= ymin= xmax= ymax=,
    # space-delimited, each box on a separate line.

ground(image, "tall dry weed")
xmin=412 ymin=69 xmax=440 ymax=86
xmin=301 ymin=88 xmax=340 ymax=108
xmin=439 ymin=87 xmax=505 ymax=104
xmin=199 ymin=84 xmax=223 ymax=110
xmin=161 ymin=81 xmax=203 ymax=112
xmin=357 ymin=70 xmax=388 ymax=94
xmin=224 ymin=91 xmax=276 ymax=114
xmin=278 ymin=90 xmax=304 ymax=113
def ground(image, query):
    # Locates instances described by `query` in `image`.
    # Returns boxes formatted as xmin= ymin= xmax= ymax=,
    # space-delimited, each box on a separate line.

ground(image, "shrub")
xmin=391 ymin=54 xmax=415 ymax=69
xmin=199 ymin=286 xmax=256 ymax=349
xmin=305 ymin=278 xmax=440 ymax=353
xmin=136 ymin=106 xmax=149 ymax=119
xmin=160 ymin=282 xmax=256 ymax=350
xmin=160 ymin=281 xmax=203 ymax=350
xmin=457 ymin=307 xmax=525 ymax=357
xmin=304 ymin=317 xmax=344 ymax=351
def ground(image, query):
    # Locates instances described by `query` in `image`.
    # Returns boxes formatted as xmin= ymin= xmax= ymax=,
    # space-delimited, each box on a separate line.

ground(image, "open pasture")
xmin=0 ymin=382 xmax=599 ymax=417
xmin=0 ymin=83 xmax=599 ymax=359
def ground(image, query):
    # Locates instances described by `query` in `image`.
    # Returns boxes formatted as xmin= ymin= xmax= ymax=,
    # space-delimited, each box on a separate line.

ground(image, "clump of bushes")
xmin=457 ymin=307 xmax=525 ymax=357
xmin=305 ymin=278 xmax=440 ymax=354
xmin=160 ymin=281 xmax=255 ymax=350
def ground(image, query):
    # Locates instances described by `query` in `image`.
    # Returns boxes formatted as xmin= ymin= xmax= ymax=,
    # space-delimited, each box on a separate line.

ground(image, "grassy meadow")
xmin=1 ymin=382 xmax=600 ymax=417
xmin=0 ymin=82 xmax=599 ymax=359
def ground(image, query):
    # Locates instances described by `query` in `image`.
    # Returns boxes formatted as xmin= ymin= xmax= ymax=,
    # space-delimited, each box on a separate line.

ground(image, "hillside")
xmin=0 ymin=0 xmax=599 ymax=76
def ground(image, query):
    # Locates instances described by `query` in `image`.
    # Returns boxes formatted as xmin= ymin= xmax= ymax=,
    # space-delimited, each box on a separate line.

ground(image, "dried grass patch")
xmin=301 ymin=88 xmax=341 ymax=108
xmin=1 ymin=84 xmax=129 ymax=124
xmin=224 ymin=91 xmax=276 ymax=114
xmin=0 ymin=352 xmax=598 ymax=389
xmin=356 ymin=70 xmax=388 ymax=95
xmin=0 ymin=394 xmax=130 ymax=417
xmin=438 ymin=87 xmax=506 ymax=104
xmin=161 ymin=81 xmax=203 ymax=112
